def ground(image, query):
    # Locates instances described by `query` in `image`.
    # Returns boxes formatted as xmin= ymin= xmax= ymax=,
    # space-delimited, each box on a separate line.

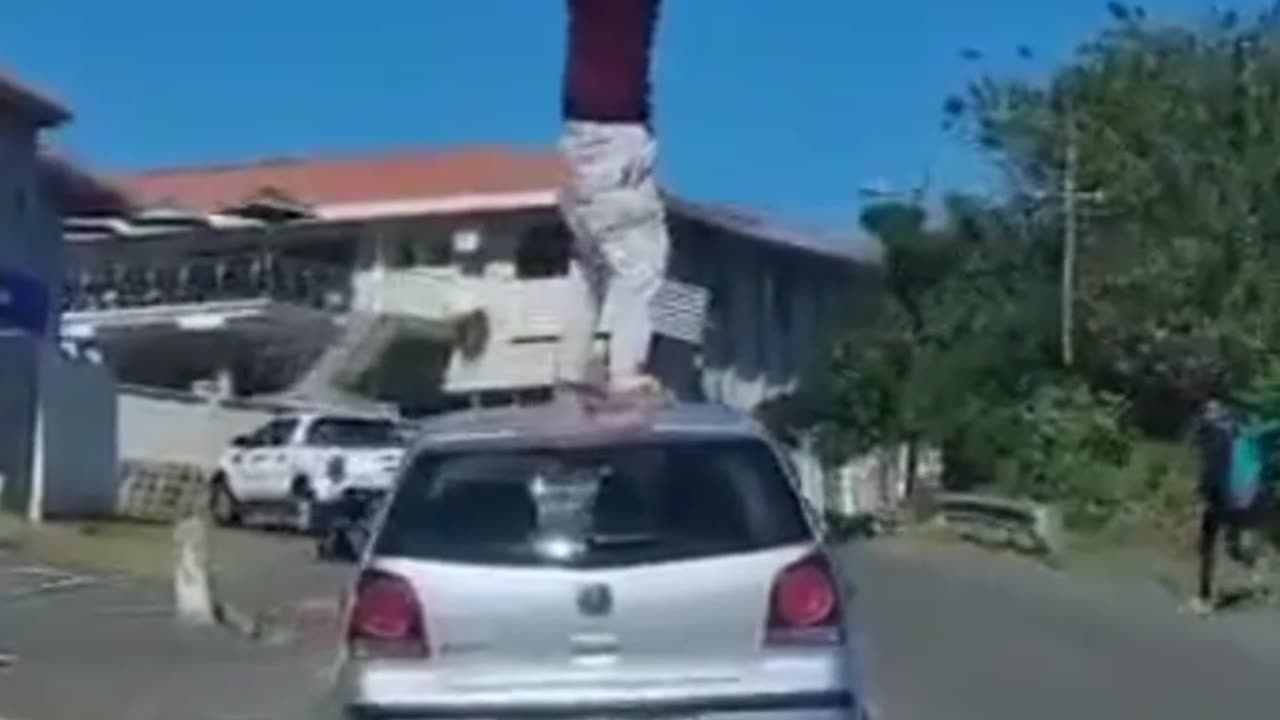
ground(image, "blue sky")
xmin=1 ymin=0 xmax=1263 ymax=228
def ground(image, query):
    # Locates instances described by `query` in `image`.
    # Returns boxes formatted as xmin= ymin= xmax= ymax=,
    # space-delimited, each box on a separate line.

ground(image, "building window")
xmin=421 ymin=239 xmax=453 ymax=268
xmin=392 ymin=239 xmax=416 ymax=269
xmin=516 ymin=223 xmax=571 ymax=279
xmin=388 ymin=232 xmax=453 ymax=269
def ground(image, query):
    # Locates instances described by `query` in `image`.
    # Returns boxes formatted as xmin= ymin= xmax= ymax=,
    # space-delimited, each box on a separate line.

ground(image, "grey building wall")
xmin=0 ymin=336 xmax=37 ymax=513
xmin=36 ymin=345 xmax=118 ymax=517
xmin=0 ymin=112 xmax=62 ymax=515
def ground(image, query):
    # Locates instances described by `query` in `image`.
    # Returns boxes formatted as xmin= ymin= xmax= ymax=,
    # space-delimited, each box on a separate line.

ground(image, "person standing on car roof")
xmin=554 ymin=0 xmax=669 ymax=402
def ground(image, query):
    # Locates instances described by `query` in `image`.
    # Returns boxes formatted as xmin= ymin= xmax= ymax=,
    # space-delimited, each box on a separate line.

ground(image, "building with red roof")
xmin=61 ymin=145 xmax=878 ymax=424
xmin=114 ymin=147 xmax=564 ymax=218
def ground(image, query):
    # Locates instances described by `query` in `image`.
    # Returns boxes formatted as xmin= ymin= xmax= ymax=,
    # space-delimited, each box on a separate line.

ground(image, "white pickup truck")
xmin=209 ymin=413 xmax=407 ymax=533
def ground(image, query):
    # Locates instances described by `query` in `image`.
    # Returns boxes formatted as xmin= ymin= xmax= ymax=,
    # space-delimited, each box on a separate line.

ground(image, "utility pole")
xmin=1061 ymin=118 xmax=1079 ymax=368
xmin=1046 ymin=107 xmax=1105 ymax=369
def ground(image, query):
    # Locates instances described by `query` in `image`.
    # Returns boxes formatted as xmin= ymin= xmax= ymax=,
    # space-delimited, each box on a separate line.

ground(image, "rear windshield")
xmin=306 ymin=417 xmax=402 ymax=448
xmin=375 ymin=439 xmax=811 ymax=568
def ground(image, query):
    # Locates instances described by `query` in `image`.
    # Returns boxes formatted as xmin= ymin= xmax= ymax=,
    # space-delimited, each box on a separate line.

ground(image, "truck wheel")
xmin=209 ymin=475 xmax=241 ymax=527
xmin=291 ymin=478 xmax=318 ymax=536
xmin=316 ymin=531 xmax=337 ymax=561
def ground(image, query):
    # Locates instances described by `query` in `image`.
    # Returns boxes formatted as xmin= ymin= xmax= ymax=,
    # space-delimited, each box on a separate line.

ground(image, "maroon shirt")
xmin=563 ymin=0 xmax=660 ymax=124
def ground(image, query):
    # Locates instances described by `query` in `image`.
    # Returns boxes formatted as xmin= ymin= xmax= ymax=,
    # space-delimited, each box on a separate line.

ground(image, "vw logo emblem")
xmin=577 ymin=583 xmax=613 ymax=617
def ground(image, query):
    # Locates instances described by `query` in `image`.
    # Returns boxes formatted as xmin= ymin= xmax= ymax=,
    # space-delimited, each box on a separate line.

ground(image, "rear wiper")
xmin=588 ymin=533 xmax=660 ymax=548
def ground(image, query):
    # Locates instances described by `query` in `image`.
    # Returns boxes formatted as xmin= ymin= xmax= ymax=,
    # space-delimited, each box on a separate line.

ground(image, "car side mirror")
xmin=231 ymin=434 xmax=251 ymax=448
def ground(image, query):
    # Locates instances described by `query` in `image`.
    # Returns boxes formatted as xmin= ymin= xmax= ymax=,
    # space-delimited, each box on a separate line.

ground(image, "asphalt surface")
xmin=843 ymin=539 xmax=1280 ymax=720
xmin=4 ymin=531 xmax=1280 ymax=719
xmin=0 ymin=532 xmax=348 ymax=720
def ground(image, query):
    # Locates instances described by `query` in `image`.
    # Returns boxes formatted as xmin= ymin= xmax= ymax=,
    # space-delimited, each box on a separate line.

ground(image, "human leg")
xmin=554 ymin=122 xmax=614 ymax=387
xmin=556 ymin=121 xmax=670 ymax=395
xmin=594 ymin=131 xmax=668 ymax=391
xmin=553 ymin=254 xmax=607 ymax=387
xmin=1228 ymin=502 xmax=1271 ymax=595
xmin=1195 ymin=504 xmax=1222 ymax=612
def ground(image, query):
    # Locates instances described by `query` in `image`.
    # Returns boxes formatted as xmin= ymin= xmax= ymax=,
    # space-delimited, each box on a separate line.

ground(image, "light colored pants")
xmin=554 ymin=121 xmax=671 ymax=387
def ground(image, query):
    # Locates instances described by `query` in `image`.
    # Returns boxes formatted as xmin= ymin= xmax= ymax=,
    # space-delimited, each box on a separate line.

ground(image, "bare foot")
xmin=608 ymin=373 xmax=663 ymax=396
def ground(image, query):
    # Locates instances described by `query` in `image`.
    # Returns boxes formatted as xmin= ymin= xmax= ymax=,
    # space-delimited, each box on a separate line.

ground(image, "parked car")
xmin=329 ymin=402 xmax=871 ymax=720
xmin=209 ymin=412 xmax=406 ymax=533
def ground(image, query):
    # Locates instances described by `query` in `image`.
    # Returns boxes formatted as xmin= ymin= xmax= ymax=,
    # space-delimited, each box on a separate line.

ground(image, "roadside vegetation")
xmin=781 ymin=4 xmax=1280 ymax=547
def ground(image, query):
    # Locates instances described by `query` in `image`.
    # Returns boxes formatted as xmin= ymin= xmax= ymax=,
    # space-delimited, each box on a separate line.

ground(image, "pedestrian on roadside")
xmin=1190 ymin=397 xmax=1272 ymax=615
xmin=554 ymin=0 xmax=669 ymax=406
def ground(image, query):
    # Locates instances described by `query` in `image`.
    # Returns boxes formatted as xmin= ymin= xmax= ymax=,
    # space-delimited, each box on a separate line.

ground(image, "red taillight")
xmin=347 ymin=570 xmax=428 ymax=658
xmin=766 ymin=552 xmax=844 ymax=645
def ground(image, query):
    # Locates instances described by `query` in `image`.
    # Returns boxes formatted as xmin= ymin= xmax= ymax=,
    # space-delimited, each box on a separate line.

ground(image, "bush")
xmin=978 ymin=382 xmax=1200 ymax=535
xmin=1109 ymin=440 xmax=1199 ymax=547
xmin=980 ymin=381 xmax=1137 ymax=529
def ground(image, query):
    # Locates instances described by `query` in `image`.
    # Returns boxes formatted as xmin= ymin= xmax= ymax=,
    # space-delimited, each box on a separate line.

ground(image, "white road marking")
xmin=2 ymin=574 xmax=98 ymax=601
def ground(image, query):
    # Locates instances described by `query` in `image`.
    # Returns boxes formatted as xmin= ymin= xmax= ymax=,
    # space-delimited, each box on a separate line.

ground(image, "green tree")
xmin=796 ymin=196 xmax=1059 ymax=492
xmin=794 ymin=4 xmax=1280 ymax=531
xmin=946 ymin=3 xmax=1280 ymax=431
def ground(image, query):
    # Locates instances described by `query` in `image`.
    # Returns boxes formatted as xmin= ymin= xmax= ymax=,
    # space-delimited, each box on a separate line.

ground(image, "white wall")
xmin=118 ymin=388 xmax=276 ymax=469
xmin=35 ymin=346 xmax=118 ymax=518
xmin=351 ymin=217 xmax=583 ymax=394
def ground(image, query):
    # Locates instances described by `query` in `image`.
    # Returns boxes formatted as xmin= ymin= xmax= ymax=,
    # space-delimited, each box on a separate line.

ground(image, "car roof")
xmin=409 ymin=402 xmax=765 ymax=453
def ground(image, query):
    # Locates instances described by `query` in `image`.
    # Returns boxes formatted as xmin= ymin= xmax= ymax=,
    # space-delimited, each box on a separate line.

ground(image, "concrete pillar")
xmin=27 ymin=388 xmax=44 ymax=523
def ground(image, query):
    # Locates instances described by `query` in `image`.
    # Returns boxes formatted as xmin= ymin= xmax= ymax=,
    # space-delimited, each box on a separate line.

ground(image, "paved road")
xmin=844 ymin=539 xmax=1280 ymax=720
xmin=6 ymin=531 xmax=1280 ymax=719
xmin=0 ymin=531 xmax=349 ymax=720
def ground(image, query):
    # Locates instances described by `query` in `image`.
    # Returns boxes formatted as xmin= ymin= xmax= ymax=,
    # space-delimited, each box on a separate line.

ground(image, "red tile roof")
xmin=114 ymin=146 xmax=567 ymax=214
xmin=0 ymin=68 xmax=71 ymax=127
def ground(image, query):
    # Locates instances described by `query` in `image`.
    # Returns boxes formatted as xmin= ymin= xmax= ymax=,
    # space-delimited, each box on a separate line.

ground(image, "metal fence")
xmin=63 ymin=253 xmax=353 ymax=314
xmin=116 ymin=459 xmax=206 ymax=522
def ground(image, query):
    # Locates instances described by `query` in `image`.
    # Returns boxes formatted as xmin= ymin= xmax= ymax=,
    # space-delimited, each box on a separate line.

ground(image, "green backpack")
xmin=1229 ymin=421 xmax=1280 ymax=511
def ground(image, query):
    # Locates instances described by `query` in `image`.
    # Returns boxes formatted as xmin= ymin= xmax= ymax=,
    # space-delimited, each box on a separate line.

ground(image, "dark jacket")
xmin=1196 ymin=416 xmax=1236 ymax=506
xmin=563 ymin=0 xmax=661 ymax=124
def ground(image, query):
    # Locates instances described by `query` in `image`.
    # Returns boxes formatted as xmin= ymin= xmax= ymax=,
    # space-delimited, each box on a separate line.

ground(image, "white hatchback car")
xmin=330 ymin=402 xmax=871 ymax=720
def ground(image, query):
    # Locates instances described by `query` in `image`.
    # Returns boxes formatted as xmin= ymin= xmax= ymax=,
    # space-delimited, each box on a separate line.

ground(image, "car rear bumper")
xmin=344 ymin=690 xmax=863 ymax=720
